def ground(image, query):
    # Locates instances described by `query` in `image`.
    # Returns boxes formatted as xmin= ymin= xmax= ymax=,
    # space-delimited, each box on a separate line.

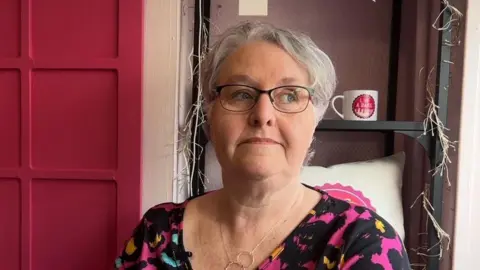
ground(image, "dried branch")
xmin=176 ymin=0 xmax=211 ymax=197
xmin=432 ymin=0 xmax=463 ymax=31
xmin=410 ymin=191 xmax=451 ymax=259
xmin=420 ymin=67 xmax=459 ymax=187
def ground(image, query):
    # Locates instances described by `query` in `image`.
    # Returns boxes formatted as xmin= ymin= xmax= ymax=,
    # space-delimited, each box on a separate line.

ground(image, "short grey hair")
xmin=200 ymin=21 xmax=337 ymax=123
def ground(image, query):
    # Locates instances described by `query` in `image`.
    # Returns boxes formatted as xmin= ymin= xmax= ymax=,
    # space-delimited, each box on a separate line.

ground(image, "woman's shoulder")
xmin=311 ymin=185 xmax=385 ymax=219
xmin=142 ymin=201 xmax=188 ymax=226
xmin=114 ymin=201 xmax=189 ymax=269
xmin=311 ymin=185 xmax=399 ymax=236
xmin=126 ymin=201 xmax=188 ymax=252
xmin=310 ymin=186 xmax=410 ymax=269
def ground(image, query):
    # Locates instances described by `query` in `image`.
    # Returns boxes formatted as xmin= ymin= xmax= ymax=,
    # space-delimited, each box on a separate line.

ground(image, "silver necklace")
xmin=219 ymin=192 xmax=301 ymax=270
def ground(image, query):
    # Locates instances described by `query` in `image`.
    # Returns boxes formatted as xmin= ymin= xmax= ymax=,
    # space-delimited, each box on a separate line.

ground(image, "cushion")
xmin=204 ymin=142 xmax=405 ymax=239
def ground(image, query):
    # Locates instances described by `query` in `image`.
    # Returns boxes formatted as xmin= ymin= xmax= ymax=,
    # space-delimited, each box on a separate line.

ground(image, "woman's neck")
xmin=216 ymin=175 xmax=305 ymax=231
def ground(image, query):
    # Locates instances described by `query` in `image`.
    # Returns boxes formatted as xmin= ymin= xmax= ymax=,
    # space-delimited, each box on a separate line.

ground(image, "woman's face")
xmin=209 ymin=41 xmax=317 ymax=181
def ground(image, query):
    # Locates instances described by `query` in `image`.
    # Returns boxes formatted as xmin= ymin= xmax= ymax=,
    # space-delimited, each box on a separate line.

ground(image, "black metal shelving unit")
xmin=317 ymin=120 xmax=430 ymax=151
xmin=189 ymin=1 xmax=453 ymax=269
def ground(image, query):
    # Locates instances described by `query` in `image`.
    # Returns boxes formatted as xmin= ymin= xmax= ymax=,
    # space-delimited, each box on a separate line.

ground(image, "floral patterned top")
xmin=115 ymin=186 xmax=411 ymax=269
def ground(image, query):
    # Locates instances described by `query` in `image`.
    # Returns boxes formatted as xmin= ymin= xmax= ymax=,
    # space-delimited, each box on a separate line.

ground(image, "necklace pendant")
xmin=225 ymin=261 xmax=245 ymax=270
xmin=236 ymin=251 xmax=254 ymax=269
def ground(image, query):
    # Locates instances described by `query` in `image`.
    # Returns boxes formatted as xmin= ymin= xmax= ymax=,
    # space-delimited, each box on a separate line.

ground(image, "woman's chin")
xmin=232 ymin=156 xmax=284 ymax=179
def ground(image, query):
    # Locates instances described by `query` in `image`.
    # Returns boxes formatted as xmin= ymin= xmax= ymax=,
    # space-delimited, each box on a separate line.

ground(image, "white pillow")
xmin=204 ymin=142 xmax=405 ymax=239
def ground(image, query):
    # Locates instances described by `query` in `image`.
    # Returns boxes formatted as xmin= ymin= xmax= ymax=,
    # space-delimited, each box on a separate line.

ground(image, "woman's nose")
xmin=248 ymin=94 xmax=276 ymax=127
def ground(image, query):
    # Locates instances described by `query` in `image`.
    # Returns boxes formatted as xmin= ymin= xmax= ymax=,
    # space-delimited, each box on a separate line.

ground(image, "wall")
xmin=142 ymin=0 xmax=182 ymax=213
xmin=141 ymin=0 xmax=197 ymax=209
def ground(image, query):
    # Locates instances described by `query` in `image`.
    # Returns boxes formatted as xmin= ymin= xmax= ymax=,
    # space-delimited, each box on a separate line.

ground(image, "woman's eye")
xmin=278 ymin=92 xmax=298 ymax=103
xmin=231 ymin=90 xmax=254 ymax=100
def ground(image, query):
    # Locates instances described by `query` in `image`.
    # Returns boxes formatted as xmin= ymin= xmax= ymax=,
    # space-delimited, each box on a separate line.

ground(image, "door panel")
xmin=0 ymin=1 xmax=143 ymax=269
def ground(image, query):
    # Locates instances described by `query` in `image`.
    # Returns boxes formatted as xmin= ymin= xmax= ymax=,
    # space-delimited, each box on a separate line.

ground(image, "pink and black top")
xmin=115 ymin=186 xmax=411 ymax=269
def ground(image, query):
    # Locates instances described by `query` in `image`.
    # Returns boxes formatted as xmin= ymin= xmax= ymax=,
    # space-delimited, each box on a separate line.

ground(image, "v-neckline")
xmin=177 ymin=185 xmax=330 ymax=270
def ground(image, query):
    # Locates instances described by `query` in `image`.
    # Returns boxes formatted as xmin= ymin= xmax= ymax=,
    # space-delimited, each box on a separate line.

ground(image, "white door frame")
xmin=452 ymin=0 xmax=480 ymax=268
xmin=142 ymin=0 xmax=182 ymax=212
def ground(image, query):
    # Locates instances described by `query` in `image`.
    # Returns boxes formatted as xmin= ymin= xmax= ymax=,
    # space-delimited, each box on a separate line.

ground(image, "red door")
xmin=0 ymin=0 xmax=143 ymax=269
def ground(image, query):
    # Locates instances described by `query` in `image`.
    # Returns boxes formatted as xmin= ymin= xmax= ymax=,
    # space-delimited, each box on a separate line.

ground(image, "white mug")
xmin=331 ymin=90 xmax=378 ymax=121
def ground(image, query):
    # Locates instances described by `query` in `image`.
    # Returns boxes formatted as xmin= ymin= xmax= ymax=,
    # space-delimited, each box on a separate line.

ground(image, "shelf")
xmin=316 ymin=120 xmax=425 ymax=132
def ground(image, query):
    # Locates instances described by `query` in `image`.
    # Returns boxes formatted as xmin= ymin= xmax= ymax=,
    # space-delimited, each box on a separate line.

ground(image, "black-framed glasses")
xmin=215 ymin=84 xmax=315 ymax=113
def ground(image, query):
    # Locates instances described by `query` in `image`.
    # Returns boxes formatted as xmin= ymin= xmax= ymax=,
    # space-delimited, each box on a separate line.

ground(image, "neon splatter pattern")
xmin=115 ymin=186 xmax=411 ymax=269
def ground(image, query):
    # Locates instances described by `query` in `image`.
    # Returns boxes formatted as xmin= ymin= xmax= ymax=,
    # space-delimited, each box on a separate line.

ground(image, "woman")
xmin=115 ymin=21 xmax=411 ymax=270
